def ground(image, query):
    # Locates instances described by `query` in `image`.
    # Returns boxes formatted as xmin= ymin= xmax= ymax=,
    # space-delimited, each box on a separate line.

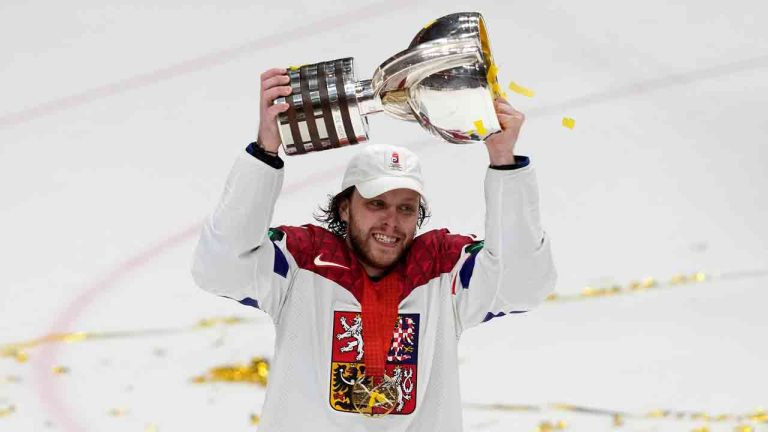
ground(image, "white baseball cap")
xmin=341 ymin=145 xmax=425 ymax=199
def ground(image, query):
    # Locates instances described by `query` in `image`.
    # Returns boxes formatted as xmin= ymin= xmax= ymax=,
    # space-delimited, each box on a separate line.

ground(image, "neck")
xmin=360 ymin=261 xmax=388 ymax=280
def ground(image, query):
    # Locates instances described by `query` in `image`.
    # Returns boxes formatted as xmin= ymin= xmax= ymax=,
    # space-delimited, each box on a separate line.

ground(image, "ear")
xmin=339 ymin=196 xmax=350 ymax=224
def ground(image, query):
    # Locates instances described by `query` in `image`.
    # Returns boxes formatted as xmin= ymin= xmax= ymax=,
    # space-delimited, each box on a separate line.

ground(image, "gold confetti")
xmin=562 ymin=117 xmax=576 ymax=129
xmin=250 ymin=414 xmax=261 ymax=425
xmin=423 ymin=19 xmax=436 ymax=29
xmin=536 ymin=421 xmax=553 ymax=432
xmin=467 ymin=402 xmax=764 ymax=428
xmin=474 ymin=120 xmax=488 ymax=135
xmin=508 ymin=81 xmax=535 ymax=98
xmin=52 ymin=366 xmax=69 ymax=375
xmin=61 ymin=332 xmax=88 ymax=343
xmin=0 ymin=346 xmax=30 ymax=363
xmin=670 ymin=274 xmax=687 ymax=284
xmin=197 ymin=316 xmax=245 ymax=328
xmin=108 ymin=407 xmax=129 ymax=417
xmin=692 ymin=412 xmax=711 ymax=421
xmin=192 ymin=357 xmax=269 ymax=387
xmin=536 ymin=420 xmax=567 ymax=432
xmin=0 ymin=404 xmax=16 ymax=418
xmin=748 ymin=408 xmax=768 ymax=423
xmin=0 ymin=375 xmax=21 ymax=384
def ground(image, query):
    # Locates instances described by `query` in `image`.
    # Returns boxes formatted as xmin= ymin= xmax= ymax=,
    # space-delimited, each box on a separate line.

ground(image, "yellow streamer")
xmin=562 ymin=117 xmax=576 ymax=129
xmin=508 ymin=81 xmax=535 ymax=98
xmin=474 ymin=120 xmax=488 ymax=135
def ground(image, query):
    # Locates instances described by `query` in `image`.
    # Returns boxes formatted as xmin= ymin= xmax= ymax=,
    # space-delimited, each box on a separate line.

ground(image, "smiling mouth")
xmin=373 ymin=233 xmax=399 ymax=246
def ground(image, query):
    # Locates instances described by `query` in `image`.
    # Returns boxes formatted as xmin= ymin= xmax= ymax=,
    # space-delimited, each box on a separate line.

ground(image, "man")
xmin=192 ymin=68 xmax=556 ymax=431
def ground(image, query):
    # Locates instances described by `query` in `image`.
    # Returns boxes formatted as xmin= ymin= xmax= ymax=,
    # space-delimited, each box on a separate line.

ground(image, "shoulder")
xmin=275 ymin=224 xmax=355 ymax=266
xmin=401 ymin=229 xmax=475 ymax=292
xmin=410 ymin=229 xmax=476 ymax=257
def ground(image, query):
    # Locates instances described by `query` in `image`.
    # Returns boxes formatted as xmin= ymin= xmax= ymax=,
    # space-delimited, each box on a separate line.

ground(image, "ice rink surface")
xmin=1 ymin=1 xmax=766 ymax=431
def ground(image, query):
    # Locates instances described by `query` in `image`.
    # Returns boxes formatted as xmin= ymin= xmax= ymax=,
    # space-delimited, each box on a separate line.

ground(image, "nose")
xmin=379 ymin=206 xmax=398 ymax=231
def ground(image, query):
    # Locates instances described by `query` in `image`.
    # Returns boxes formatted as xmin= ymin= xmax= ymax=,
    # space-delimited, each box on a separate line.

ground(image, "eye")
xmin=398 ymin=204 xmax=416 ymax=214
xmin=368 ymin=200 xmax=385 ymax=208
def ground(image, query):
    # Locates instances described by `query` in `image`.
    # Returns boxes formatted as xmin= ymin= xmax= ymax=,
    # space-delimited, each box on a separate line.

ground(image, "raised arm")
xmin=191 ymin=68 xmax=297 ymax=320
xmin=451 ymin=99 xmax=557 ymax=332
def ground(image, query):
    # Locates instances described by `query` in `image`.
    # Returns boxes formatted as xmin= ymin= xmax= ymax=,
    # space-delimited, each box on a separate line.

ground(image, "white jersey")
xmin=192 ymin=151 xmax=556 ymax=431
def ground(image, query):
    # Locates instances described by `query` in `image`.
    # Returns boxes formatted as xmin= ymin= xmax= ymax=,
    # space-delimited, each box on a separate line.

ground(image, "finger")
xmin=496 ymin=103 xmax=524 ymax=119
xmin=494 ymin=97 xmax=514 ymax=108
xmin=494 ymin=98 xmax=517 ymax=113
xmin=262 ymin=74 xmax=290 ymax=91
xmin=260 ymin=68 xmax=287 ymax=81
xmin=262 ymin=85 xmax=293 ymax=104
xmin=266 ymin=102 xmax=290 ymax=117
xmin=497 ymin=111 xmax=525 ymax=123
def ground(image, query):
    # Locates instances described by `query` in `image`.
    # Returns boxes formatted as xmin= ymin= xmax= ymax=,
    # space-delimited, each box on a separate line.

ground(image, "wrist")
xmin=486 ymin=146 xmax=516 ymax=166
xmin=256 ymin=136 xmax=280 ymax=156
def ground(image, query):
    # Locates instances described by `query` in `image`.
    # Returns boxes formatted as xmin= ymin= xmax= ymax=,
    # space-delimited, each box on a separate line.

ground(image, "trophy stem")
xmin=355 ymin=79 xmax=383 ymax=116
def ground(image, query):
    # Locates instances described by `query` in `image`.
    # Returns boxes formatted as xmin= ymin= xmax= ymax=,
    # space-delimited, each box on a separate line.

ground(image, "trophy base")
xmin=275 ymin=58 xmax=371 ymax=156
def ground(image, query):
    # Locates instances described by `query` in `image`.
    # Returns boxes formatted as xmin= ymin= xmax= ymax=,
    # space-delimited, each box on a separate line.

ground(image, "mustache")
xmin=370 ymin=227 xmax=409 ymax=239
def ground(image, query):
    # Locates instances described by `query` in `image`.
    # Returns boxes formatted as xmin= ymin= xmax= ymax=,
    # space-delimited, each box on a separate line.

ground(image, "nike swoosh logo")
xmin=314 ymin=254 xmax=349 ymax=270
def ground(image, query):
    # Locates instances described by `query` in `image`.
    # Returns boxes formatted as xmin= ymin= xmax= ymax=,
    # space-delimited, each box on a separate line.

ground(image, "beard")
xmin=346 ymin=212 xmax=414 ymax=273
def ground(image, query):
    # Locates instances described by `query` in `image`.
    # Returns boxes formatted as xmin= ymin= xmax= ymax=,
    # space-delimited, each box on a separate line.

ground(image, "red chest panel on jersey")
xmin=278 ymin=225 xmax=473 ymax=302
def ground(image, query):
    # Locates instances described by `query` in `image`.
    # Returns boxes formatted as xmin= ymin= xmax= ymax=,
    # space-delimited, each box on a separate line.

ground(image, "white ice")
xmin=1 ymin=1 xmax=767 ymax=431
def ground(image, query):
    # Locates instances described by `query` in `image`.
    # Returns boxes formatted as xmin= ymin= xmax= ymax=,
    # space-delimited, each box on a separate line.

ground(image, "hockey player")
xmin=192 ymin=67 xmax=557 ymax=431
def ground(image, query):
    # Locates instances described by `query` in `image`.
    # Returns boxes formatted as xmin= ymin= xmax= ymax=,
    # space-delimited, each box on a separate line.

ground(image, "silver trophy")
xmin=275 ymin=12 xmax=503 ymax=156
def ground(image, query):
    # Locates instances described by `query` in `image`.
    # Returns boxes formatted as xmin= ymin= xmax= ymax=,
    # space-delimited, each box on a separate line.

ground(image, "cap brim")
xmin=356 ymin=176 xmax=424 ymax=199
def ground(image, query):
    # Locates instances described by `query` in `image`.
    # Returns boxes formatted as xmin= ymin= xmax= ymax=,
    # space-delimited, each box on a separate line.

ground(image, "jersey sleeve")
xmin=450 ymin=163 xmax=557 ymax=334
xmin=191 ymin=151 xmax=300 ymax=322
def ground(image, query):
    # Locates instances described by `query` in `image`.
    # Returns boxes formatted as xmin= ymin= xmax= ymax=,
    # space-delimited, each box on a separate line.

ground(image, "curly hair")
xmin=314 ymin=186 xmax=430 ymax=237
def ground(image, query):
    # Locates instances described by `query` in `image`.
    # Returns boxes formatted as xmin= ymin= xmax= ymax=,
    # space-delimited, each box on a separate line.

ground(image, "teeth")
xmin=373 ymin=233 xmax=397 ymax=244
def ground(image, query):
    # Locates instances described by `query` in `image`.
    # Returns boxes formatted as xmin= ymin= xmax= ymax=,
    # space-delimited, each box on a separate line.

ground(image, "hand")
xmin=484 ymin=98 xmax=525 ymax=166
xmin=257 ymin=68 xmax=292 ymax=153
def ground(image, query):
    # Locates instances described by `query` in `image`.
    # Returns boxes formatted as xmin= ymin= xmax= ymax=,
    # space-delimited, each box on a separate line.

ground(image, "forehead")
xmin=354 ymin=188 xmax=420 ymax=203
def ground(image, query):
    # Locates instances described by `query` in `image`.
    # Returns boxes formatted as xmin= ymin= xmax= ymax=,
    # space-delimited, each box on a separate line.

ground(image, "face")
xmin=340 ymin=188 xmax=420 ymax=277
